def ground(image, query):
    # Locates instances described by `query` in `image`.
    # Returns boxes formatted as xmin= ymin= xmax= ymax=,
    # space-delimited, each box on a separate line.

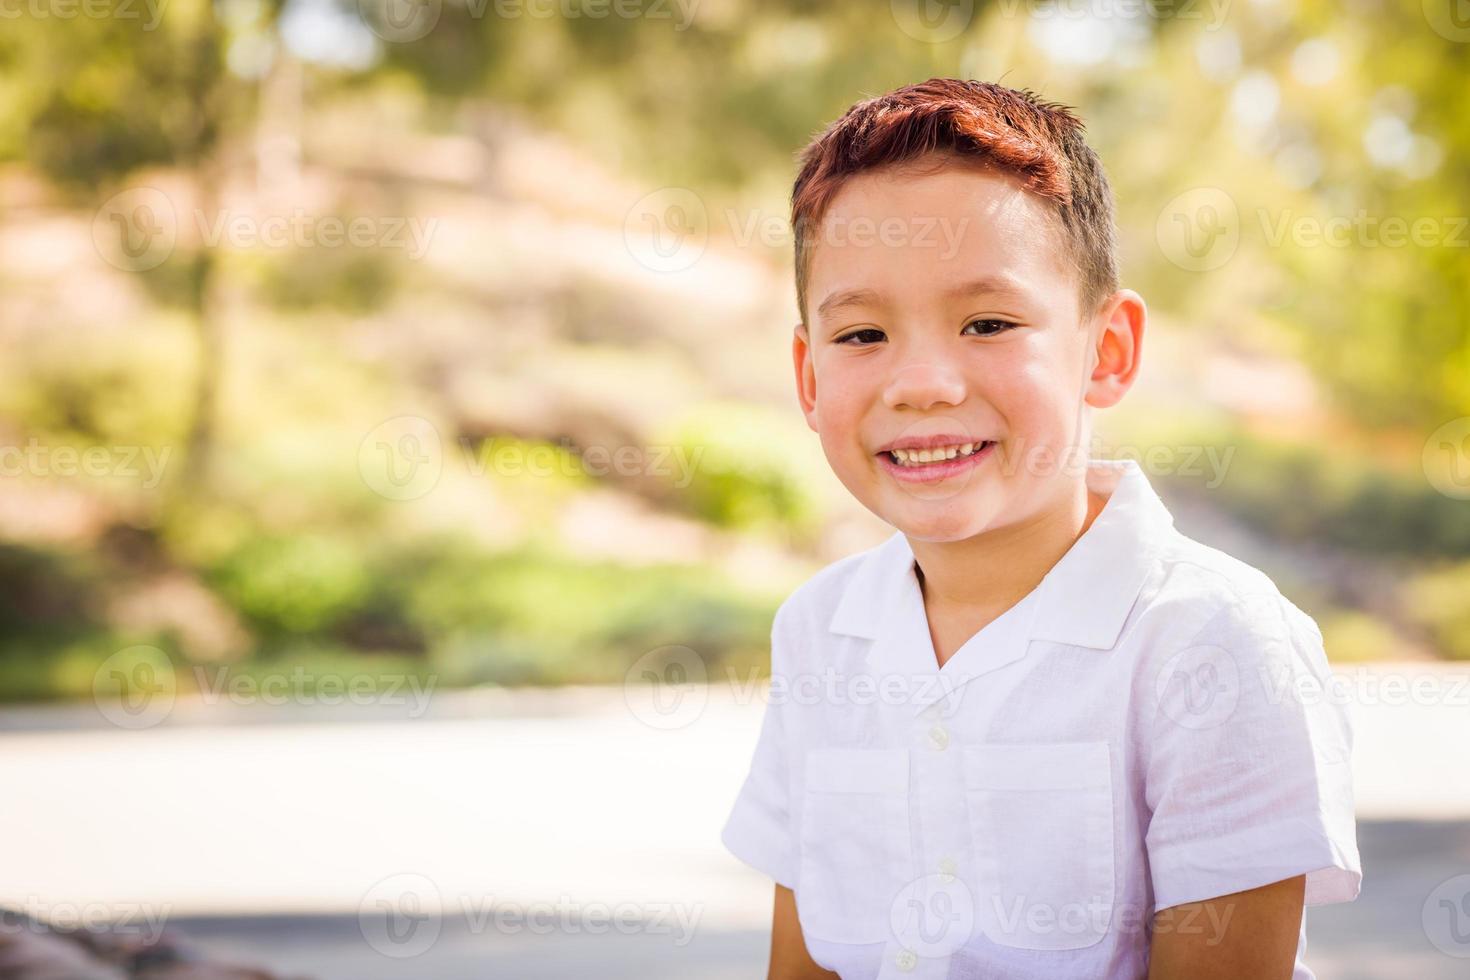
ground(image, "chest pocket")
xmin=797 ymin=747 xmax=912 ymax=945
xmin=962 ymin=741 xmax=1115 ymax=951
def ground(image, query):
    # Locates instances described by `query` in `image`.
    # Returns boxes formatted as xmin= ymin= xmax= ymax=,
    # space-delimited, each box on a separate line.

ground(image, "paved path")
xmin=1 ymin=663 xmax=1467 ymax=977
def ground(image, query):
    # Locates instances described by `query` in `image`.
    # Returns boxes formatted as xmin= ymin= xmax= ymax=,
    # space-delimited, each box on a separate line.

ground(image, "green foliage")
xmin=206 ymin=533 xmax=373 ymax=639
xmin=1318 ymin=610 xmax=1400 ymax=664
xmin=1153 ymin=423 xmax=1470 ymax=559
xmin=1402 ymin=562 xmax=1470 ymax=661
xmin=658 ymin=402 xmax=823 ymax=537
xmin=247 ymin=244 xmax=401 ymax=312
xmin=397 ymin=539 xmax=773 ymax=684
xmin=5 ymin=0 xmax=1470 ymax=701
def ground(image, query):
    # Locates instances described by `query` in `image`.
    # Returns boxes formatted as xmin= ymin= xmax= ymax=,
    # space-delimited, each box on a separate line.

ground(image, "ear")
xmin=793 ymin=322 xmax=819 ymax=433
xmin=1083 ymin=289 xmax=1145 ymax=410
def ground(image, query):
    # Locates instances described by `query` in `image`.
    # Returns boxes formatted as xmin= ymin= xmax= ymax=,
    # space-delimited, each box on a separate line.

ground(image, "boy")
xmin=720 ymin=79 xmax=1361 ymax=980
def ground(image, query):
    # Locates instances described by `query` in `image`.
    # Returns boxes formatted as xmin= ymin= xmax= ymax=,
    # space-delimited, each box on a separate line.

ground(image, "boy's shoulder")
xmin=1141 ymin=525 xmax=1324 ymax=660
xmin=772 ymin=525 xmax=1324 ymax=665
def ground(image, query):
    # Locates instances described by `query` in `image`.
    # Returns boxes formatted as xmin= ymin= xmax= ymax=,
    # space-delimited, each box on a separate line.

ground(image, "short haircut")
xmin=791 ymin=78 xmax=1119 ymax=323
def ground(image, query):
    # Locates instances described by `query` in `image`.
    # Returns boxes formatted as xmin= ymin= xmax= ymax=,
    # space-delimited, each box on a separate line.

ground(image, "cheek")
xmin=987 ymin=347 xmax=1083 ymax=433
xmin=812 ymin=359 xmax=868 ymax=439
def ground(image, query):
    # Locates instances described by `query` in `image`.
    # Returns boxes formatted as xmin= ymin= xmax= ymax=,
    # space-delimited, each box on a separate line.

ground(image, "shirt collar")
xmin=827 ymin=457 xmax=1176 ymax=652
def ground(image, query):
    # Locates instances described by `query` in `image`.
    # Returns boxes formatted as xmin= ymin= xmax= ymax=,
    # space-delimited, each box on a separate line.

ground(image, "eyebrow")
xmin=814 ymin=274 xmax=1034 ymax=324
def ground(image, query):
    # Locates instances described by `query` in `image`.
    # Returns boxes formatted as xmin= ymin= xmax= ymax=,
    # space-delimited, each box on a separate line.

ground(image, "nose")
xmin=882 ymin=355 xmax=967 ymax=412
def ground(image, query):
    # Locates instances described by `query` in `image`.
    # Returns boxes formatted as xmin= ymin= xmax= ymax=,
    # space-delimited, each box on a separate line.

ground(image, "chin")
xmin=885 ymin=498 xmax=992 ymax=542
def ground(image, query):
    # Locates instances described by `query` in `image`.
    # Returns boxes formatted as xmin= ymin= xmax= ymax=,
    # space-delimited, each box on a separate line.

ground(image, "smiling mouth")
xmin=883 ymin=441 xmax=995 ymax=467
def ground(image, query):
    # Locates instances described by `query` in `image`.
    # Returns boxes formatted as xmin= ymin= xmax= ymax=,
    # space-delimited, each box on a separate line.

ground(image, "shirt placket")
xmin=876 ymin=695 xmax=969 ymax=980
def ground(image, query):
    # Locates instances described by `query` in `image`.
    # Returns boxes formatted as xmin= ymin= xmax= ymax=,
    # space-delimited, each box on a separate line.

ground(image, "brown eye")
xmin=836 ymin=328 xmax=886 ymax=345
xmin=963 ymin=319 xmax=1017 ymax=336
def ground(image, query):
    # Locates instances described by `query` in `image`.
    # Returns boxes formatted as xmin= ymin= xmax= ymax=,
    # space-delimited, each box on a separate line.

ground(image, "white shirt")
xmin=720 ymin=457 xmax=1361 ymax=979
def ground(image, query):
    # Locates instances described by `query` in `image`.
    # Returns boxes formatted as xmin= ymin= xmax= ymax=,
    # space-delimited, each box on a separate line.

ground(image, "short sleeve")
xmin=720 ymin=602 xmax=798 ymax=890
xmin=1143 ymin=591 xmax=1362 ymax=912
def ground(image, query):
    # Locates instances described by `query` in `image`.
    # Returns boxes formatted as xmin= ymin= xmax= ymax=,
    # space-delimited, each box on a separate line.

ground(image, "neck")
xmin=910 ymin=476 xmax=1107 ymax=616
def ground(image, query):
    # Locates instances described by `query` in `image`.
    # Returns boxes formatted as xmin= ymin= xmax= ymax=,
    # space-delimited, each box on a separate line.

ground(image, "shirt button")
xmin=938 ymin=855 xmax=957 ymax=881
xmin=927 ymin=725 xmax=950 ymax=751
xmin=895 ymin=948 xmax=918 ymax=972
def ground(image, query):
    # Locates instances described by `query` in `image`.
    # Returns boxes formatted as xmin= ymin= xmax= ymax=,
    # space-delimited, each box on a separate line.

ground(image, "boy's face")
xmin=794 ymin=158 xmax=1106 ymax=542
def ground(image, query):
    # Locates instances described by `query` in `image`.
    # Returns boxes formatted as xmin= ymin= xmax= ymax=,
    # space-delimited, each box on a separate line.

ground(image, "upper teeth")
xmin=890 ymin=442 xmax=988 ymax=465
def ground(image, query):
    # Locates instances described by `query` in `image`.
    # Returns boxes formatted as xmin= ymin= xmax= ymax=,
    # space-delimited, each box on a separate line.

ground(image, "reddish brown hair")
xmin=791 ymin=78 xmax=1119 ymax=322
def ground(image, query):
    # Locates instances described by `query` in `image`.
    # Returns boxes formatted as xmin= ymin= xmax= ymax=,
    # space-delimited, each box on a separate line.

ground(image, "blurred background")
xmin=0 ymin=0 xmax=1468 ymax=976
